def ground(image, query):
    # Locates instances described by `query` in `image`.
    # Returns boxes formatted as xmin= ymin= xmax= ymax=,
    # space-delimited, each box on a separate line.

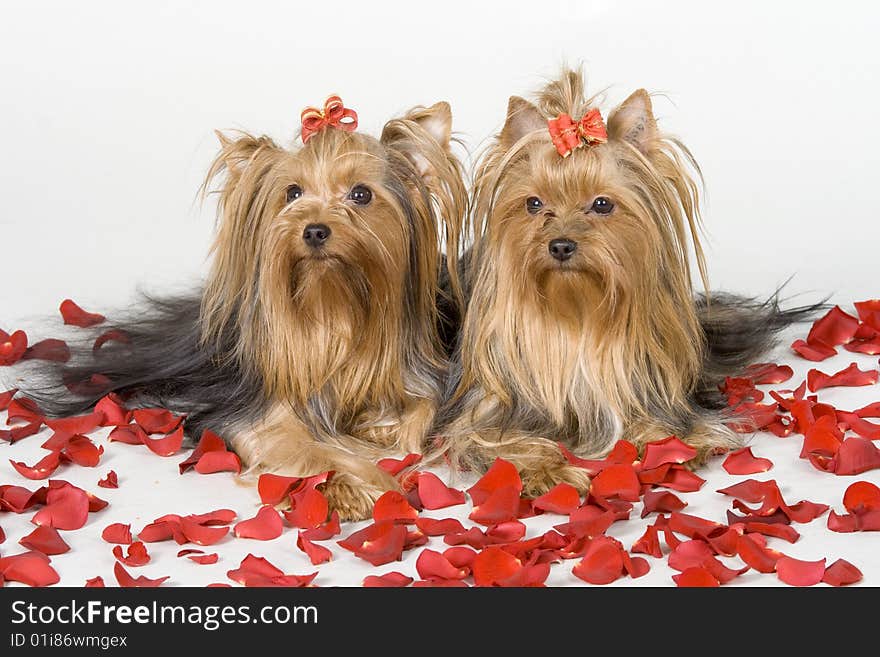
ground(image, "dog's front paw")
xmin=520 ymin=461 xmax=592 ymax=499
xmin=319 ymin=473 xmax=398 ymax=522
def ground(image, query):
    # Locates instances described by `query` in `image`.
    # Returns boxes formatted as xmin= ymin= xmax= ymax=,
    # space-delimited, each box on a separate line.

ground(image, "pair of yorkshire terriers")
xmin=35 ymin=70 xmax=812 ymax=520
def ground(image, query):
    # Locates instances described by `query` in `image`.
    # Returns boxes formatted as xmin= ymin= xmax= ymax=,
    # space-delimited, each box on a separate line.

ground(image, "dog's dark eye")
xmin=590 ymin=197 xmax=614 ymax=215
xmin=286 ymin=184 xmax=303 ymax=203
xmin=526 ymin=196 xmax=544 ymax=215
xmin=348 ymin=185 xmax=373 ymax=206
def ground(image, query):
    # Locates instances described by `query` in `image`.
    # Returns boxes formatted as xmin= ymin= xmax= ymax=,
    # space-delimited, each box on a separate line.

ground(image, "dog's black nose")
xmin=303 ymin=223 xmax=331 ymax=248
xmin=548 ymin=238 xmax=577 ymax=261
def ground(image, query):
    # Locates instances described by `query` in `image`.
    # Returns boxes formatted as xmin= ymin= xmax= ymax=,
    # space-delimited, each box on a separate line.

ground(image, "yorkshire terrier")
xmin=29 ymin=96 xmax=466 ymax=520
xmin=437 ymin=70 xmax=819 ymax=495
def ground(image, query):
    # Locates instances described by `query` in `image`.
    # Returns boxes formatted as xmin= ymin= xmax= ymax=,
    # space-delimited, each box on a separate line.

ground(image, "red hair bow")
xmin=300 ymin=95 xmax=358 ymax=143
xmin=547 ymin=108 xmax=608 ymax=157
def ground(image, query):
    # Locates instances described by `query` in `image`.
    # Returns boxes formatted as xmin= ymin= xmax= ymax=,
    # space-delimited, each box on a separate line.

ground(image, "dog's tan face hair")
xmin=456 ymin=71 xmax=714 ymax=458
xmin=200 ymin=103 xmax=464 ymax=411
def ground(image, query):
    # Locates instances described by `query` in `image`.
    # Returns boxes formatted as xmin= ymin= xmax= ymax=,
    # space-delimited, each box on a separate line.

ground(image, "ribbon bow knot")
xmin=547 ymin=108 xmax=608 ymax=157
xmin=300 ymin=95 xmax=358 ymax=143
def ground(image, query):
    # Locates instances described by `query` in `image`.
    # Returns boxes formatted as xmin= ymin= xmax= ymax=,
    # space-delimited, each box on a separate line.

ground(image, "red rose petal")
xmin=631 ymin=523 xmax=663 ymax=558
xmin=533 ymin=483 xmax=582 ymax=515
xmin=855 ymin=300 xmax=880 ymax=330
xmin=822 ymin=558 xmax=863 ymax=586
xmin=0 ymin=330 xmax=28 ymax=366
xmin=776 ymin=555 xmax=826 ymax=586
xmin=572 ymin=537 xmax=626 ymax=585
xmin=85 ymin=576 xmax=105 ymax=587
xmin=827 ymin=510 xmax=860 ymax=533
xmin=30 ymin=480 xmax=90 ymax=530
xmin=723 ymin=447 xmax=773 ymax=475
xmin=744 ymin=363 xmax=794 ymax=385
xmin=808 ymin=305 xmax=860 ymax=347
xmin=743 ymin=522 xmax=800 ymax=543
xmin=843 ymin=481 xmax=880 ymax=513
xmin=833 ymin=437 xmax=880 ymax=475
xmin=416 ymin=472 xmax=466 ymax=509
xmin=377 ymin=453 xmax=422 ymax=477
xmin=19 ymin=526 xmax=70 ymax=555
xmin=178 ymin=517 xmax=229 ymax=546
xmin=60 ymin=299 xmax=106 ymax=327
xmin=673 ymin=567 xmax=719 ymax=587
xmin=0 ymin=551 xmax=60 ymax=587
xmin=590 ymin=463 xmax=641 ymax=502
xmin=113 ymin=562 xmax=167 ymax=587
xmin=468 ymin=485 xmax=520 ymax=525
xmin=233 ymin=505 xmax=283 ymax=540
xmin=227 ymin=554 xmax=315 ymax=587
xmin=10 ymin=451 xmax=62 ymax=480
xmin=98 ymin=470 xmax=119 ymax=488
xmin=807 ymin=362 xmax=878 ymax=392
xmin=188 ymin=553 xmax=219 ymax=565
xmin=132 ymin=408 xmax=183 ymax=434
xmin=283 ymin=487 xmax=330 ymax=530
xmin=93 ymin=329 xmax=130 ymax=352
xmin=7 ymin=397 xmax=43 ymax=424
xmin=472 ymin=546 xmax=522 ymax=587
xmin=62 ymin=435 xmax=103 ymax=467
xmin=179 ymin=429 xmax=227 ymax=473
xmin=95 ymin=394 xmax=130 ymax=427
xmin=467 ymin=458 xmax=523 ymax=506
xmin=337 ymin=521 xmax=407 ymax=566
xmin=736 ymin=534 xmax=780 ymax=573
xmin=640 ymin=490 xmax=687 ymax=518
xmin=142 ymin=425 xmax=185 ymax=457
xmin=0 ymin=388 xmax=17 ymax=410
xmin=22 ymin=338 xmax=71 ymax=363
xmin=297 ymin=532 xmax=332 ymax=565
xmin=300 ymin=511 xmax=341 ymax=541
xmin=363 ymin=572 xmax=413 ymax=587
xmin=640 ymin=436 xmax=698 ymax=470
xmin=414 ymin=517 xmax=466 ymax=536
xmin=373 ymin=491 xmax=419 ymax=524
xmin=193 ymin=450 xmax=241 ymax=474
xmin=417 ymin=548 xmax=470 ymax=581
xmin=836 ymin=411 xmax=880 ymax=440
xmin=113 ymin=541 xmax=150 ymax=567
xmin=258 ymin=473 xmax=303 ymax=505
xmin=102 ymin=523 xmax=133 ymax=544
xmin=108 ymin=424 xmax=148 ymax=445
xmin=1 ymin=420 xmax=44 ymax=444
xmin=791 ymin=339 xmax=836 ymax=361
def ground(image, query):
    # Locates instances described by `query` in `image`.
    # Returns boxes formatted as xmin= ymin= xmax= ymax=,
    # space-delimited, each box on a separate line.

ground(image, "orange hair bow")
xmin=300 ymin=95 xmax=358 ymax=143
xmin=547 ymin=108 xmax=608 ymax=157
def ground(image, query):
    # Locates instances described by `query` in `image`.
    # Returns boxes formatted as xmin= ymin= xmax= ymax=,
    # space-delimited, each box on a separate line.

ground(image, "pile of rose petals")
xmin=1 ymin=298 xmax=879 ymax=587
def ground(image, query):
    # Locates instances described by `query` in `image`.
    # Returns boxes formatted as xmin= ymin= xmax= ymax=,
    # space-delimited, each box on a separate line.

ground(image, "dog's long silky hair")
xmin=437 ymin=70 xmax=819 ymax=493
xmin=23 ymin=102 xmax=467 ymax=519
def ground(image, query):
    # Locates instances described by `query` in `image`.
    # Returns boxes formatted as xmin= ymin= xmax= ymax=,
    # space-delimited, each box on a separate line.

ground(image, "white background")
xmin=1 ymin=0 xmax=878 ymax=325
xmin=0 ymin=1 xmax=878 ymax=588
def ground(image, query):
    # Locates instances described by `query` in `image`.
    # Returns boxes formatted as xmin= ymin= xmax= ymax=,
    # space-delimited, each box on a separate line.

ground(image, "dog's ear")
xmin=212 ymin=130 xmax=278 ymax=174
xmin=382 ymin=102 xmax=454 ymax=176
xmin=607 ymin=89 xmax=657 ymax=155
xmin=500 ymin=96 xmax=546 ymax=148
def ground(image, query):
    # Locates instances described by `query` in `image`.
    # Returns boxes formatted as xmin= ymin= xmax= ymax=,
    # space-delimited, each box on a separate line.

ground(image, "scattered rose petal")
xmin=10 ymin=451 xmax=62 ymax=480
xmin=808 ymin=362 xmax=878 ymax=392
xmin=533 ymin=483 xmax=581 ymax=515
xmin=113 ymin=541 xmax=150 ymax=567
xmin=60 ymin=299 xmax=105 ymax=327
xmin=98 ymin=470 xmax=118 ymax=489
xmin=640 ymin=490 xmax=687 ymax=518
xmin=415 ymin=517 xmax=466 ymax=536
xmin=791 ymin=339 xmax=836 ymax=361
xmin=93 ymin=329 xmax=130 ymax=352
xmin=193 ymin=450 xmax=241 ymax=474
xmin=373 ymin=491 xmax=419 ymax=524
xmin=113 ymin=562 xmax=167 ymax=587
xmin=226 ymin=554 xmax=315 ymax=587
xmin=297 ymin=532 xmax=332 ymax=565
xmin=377 ymin=453 xmax=422 ymax=477
xmin=179 ymin=430 xmax=227 ymax=473
xmin=233 ymin=505 xmax=283 ymax=540
xmin=822 ymin=559 xmax=863 ymax=586
xmin=363 ymin=572 xmax=413 ymax=587
xmin=142 ymin=425 xmax=185 ymax=457
xmin=776 ymin=556 xmax=826 ymax=586
xmin=673 ymin=567 xmax=719 ymax=587
xmin=22 ymin=338 xmax=70 ymax=363
xmin=416 ymin=472 xmax=466 ymax=509
xmin=0 ymin=551 xmax=60 ymax=587
xmin=0 ymin=329 xmax=28 ymax=366
xmin=31 ymin=480 xmax=90 ymax=530
xmin=590 ymin=464 xmax=641 ymax=502
xmin=19 ymin=526 xmax=70 ymax=555
xmin=723 ymin=447 xmax=773 ymax=475
xmin=337 ymin=521 xmax=407 ymax=566
xmin=95 ymin=394 xmax=130 ymax=426
xmin=85 ymin=576 xmax=105 ymax=587
xmin=102 ymin=523 xmax=133 ymax=544
xmin=417 ymin=549 xmax=470 ymax=581
xmin=0 ymin=388 xmax=18 ymax=410
xmin=743 ymin=363 xmax=794 ymax=385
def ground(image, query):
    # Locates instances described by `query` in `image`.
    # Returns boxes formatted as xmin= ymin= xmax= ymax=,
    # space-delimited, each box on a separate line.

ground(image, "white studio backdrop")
xmin=1 ymin=0 xmax=878 ymax=327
